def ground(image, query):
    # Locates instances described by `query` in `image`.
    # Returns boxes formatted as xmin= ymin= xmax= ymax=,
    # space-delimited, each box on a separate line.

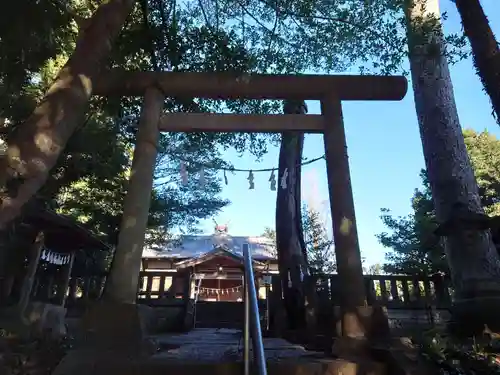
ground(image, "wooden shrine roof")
xmin=142 ymin=233 xmax=276 ymax=261
xmin=174 ymin=247 xmax=267 ymax=270
xmin=24 ymin=209 xmax=110 ymax=253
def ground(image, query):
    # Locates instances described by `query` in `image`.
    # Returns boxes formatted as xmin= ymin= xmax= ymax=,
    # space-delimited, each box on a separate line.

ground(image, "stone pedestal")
xmin=450 ymin=296 xmax=500 ymax=335
xmin=24 ymin=302 xmax=67 ymax=338
xmin=80 ymin=301 xmax=156 ymax=354
xmin=332 ymin=305 xmax=390 ymax=357
xmin=333 ymin=305 xmax=390 ymax=339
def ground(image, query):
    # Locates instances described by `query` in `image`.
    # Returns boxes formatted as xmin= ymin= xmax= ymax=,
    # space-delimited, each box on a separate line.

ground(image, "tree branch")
xmin=49 ymin=0 xmax=91 ymax=31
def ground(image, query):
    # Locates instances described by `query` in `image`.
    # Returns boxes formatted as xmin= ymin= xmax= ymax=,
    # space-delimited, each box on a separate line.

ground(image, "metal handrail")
xmin=242 ymin=243 xmax=267 ymax=375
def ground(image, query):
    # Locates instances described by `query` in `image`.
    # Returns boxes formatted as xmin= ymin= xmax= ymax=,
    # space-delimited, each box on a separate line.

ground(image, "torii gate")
xmin=95 ymin=71 xmax=407 ymax=342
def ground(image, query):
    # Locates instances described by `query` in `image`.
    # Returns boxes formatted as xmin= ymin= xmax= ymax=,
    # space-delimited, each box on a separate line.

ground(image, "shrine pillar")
xmin=321 ymin=97 xmax=388 ymax=346
xmin=56 ymin=252 xmax=75 ymax=306
xmin=104 ymin=87 xmax=164 ymax=304
xmin=17 ymin=232 xmax=44 ymax=315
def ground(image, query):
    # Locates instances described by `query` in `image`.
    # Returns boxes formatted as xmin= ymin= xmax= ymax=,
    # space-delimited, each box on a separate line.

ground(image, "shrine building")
xmin=140 ymin=224 xmax=278 ymax=302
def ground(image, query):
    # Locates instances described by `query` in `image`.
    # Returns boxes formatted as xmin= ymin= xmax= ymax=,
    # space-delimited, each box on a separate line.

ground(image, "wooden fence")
xmin=321 ymin=273 xmax=452 ymax=309
xmin=32 ymin=271 xmax=453 ymax=316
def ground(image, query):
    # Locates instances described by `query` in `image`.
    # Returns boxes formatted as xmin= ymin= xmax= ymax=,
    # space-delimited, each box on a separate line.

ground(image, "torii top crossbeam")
xmin=94 ymin=71 xmax=407 ymax=101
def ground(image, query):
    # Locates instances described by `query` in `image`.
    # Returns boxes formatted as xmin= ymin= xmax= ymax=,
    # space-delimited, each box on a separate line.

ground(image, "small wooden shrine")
xmin=1 ymin=208 xmax=109 ymax=334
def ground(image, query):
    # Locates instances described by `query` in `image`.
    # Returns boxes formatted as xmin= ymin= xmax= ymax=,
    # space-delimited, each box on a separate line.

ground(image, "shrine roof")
xmin=25 ymin=209 xmax=110 ymax=252
xmin=142 ymin=234 xmax=276 ymax=261
xmin=174 ymin=246 xmax=267 ymax=269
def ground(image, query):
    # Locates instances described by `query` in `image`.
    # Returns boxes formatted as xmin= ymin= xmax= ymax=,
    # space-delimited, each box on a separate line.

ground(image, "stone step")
xmin=140 ymin=358 xmax=387 ymax=375
xmin=54 ymin=351 xmax=387 ymax=375
xmin=195 ymin=321 xmax=243 ymax=329
xmin=54 ymin=327 xmax=388 ymax=375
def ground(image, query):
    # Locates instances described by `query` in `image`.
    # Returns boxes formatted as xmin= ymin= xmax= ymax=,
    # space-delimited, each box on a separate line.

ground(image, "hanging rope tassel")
xmin=269 ymin=169 xmax=276 ymax=191
xmin=280 ymin=168 xmax=288 ymax=190
xmin=180 ymin=161 xmax=188 ymax=186
xmin=248 ymin=170 xmax=255 ymax=189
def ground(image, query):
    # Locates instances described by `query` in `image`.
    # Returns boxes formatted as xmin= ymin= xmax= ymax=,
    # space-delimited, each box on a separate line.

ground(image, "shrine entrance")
xmin=179 ymin=246 xmax=269 ymax=302
xmin=96 ymin=70 xmax=407 ymax=340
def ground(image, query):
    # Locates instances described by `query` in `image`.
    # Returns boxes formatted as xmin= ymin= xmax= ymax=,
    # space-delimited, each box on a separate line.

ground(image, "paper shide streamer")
xmin=40 ymin=248 xmax=71 ymax=266
xmin=269 ymin=169 xmax=276 ymax=191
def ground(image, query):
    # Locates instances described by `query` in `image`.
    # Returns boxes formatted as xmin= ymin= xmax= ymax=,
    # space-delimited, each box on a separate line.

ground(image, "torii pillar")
xmin=104 ymin=87 xmax=164 ymax=303
xmin=81 ymin=87 xmax=163 ymax=351
xmin=322 ymin=96 xmax=390 ymax=353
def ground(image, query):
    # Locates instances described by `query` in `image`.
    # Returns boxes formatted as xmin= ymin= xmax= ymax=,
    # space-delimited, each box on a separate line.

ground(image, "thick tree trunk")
xmin=275 ymin=100 xmax=309 ymax=331
xmin=455 ymin=0 xmax=500 ymax=124
xmin=405 ymin=0 xmax=500 ymax=332
xmin=0 ymin=0 xmax=137 ymax=229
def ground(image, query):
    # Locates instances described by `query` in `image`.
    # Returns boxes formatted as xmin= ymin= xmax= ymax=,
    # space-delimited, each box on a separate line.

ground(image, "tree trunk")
xmin=405 ymin=0 xmax=500 ymax=332
xmin=275 ymin=100 xmax=309 ymax=331
xmin=455 ymin=0 xmax=500 ymax=124
xmin=0 ymin=0 xmax=137 ymax=229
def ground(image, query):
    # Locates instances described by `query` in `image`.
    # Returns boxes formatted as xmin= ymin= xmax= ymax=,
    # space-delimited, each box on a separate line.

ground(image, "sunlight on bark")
xmin=340 ymin=217 xmax=352 ymax=235
xmin=124 ymin=245 xmax=139 ymax=262
xmin=47 ymin=70 xmax=72 ymax=94
xmin=34 ymin=132 xmax=57 ymax=154
xmin=124 ymin=216 xmax=137 ymax=228
xmin=1 ymin=197 xmax=13 ymax=208
xmin=6 ymin=146 xmax=24 ymax=172
xmin=78 ymin=74 xmax=93 ymax=96
xmin=31 ymin=158 xmax=49 ymax=173
xmin=343 ymin=311 xmax=365 ymax=338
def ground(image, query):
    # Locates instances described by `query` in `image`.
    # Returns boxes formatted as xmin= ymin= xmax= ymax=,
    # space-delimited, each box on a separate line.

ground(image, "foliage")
xmin=184 ymin=0 xmax=469 ymax=75
xmin=301 ymin=204 xmax=335 ymax=275
xmin=261 ymin=204 xmax=335 ymax=274
xmin=0 ymin=0 xmax=280 ymax=252
xmin=0 ymin=331 xmax=72 ymax=375
xmin=463 ymin=129 xmax=500 ymax=216
xmin=364 ymin=263 xmax=384 ymax=275
xmin=417 ymin=328 xmax=500 ymax=375
xmin=0 ymin=0 xmax=472 ymax=247
xmin=261 ymin=227 xmax=277 ymax=258
xmin=378 ymin=129 xmax=500 ymax=275
xmin=0 ymin=0 xmax=74 ymax=125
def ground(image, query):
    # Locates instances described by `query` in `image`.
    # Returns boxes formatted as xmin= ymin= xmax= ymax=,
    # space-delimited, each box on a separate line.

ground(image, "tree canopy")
xmin=0 ymin=0 xmax=473 ymax=238
xmin=0 ymin=0 xmax=281 ymax=249
xmin=378 ymin=129 xmax=500 ymax=275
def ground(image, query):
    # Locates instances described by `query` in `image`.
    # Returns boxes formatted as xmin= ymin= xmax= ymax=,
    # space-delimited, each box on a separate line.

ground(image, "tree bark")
xmin=103 ymin=88 xmax=163 ymax=304
xmin=0 ymin=0 xmax=137 ymax=229
xmin=405 ymin=0 xmax=500 ymax=331
xmin=275 ymin=100 xmax=309 ymax=331
xmin=455 ymin=0 xmax=500 ymax=124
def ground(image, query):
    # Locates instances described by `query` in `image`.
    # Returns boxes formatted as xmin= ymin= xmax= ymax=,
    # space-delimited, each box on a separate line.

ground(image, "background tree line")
xmin=263 ymin=204 xmax=335 ymax=275
xmin=378 ymin=128 xmax=500 ymax=275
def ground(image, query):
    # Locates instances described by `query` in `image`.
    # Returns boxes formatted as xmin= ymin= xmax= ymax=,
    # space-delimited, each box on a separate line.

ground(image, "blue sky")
xmin=197 ymin=0 xmax=500 ymax=266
